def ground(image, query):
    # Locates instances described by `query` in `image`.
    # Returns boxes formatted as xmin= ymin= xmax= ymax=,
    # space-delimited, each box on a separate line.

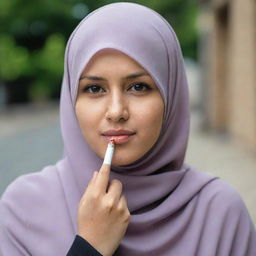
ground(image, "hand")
xmin=77 ymin=163 xmax=131 ymax=256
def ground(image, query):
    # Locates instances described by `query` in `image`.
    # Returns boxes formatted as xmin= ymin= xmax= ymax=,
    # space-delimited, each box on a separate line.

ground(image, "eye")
xmin=83 ymin=85 xmax=105 ymax=94
xmin=128 ymin=82 xmax=152 ymax=92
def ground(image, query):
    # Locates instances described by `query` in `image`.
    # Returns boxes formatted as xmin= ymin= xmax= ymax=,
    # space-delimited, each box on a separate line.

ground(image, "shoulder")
xmin=196 ymin=173 xmax=256 ymax=254
xmin=0 ymin=164 xmax=75 ymax=254
xmin=0 ymin=165 xmax=63 ymax=227
xmin=197 ymin=174 xmax=251 ymax=219
xmin=203 ymin=178 xmax=244 ymax=205
xmin=1 ymin=165 xmax=60 ymax=204
xmin=183 ymin=169 xmax=256 ymax=255
xmin=184 ymin=168 xmax=245 ymax=210
xmin=184 ymin=168 xmax=249 ymax=215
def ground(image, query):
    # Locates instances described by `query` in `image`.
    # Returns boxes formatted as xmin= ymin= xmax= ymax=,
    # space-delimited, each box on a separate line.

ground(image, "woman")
xmin=0 ymin=2 xmax=255 ymax=256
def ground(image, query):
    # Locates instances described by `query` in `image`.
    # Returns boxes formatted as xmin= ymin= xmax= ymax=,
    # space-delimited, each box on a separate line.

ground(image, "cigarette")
xmin=103 ymin=140 xmax=115 ymax=165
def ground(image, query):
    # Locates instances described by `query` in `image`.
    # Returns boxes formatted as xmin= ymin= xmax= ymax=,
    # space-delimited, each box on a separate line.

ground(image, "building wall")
xmin=199 ymin=0 xmax=256 ymax=152
xmin=228 ymin=0 xmax=256 ymax=152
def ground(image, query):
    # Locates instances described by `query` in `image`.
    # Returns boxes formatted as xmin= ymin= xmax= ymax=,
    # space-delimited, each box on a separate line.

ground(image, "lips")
xmin=102 ymin=129 xmax=136 ymax=144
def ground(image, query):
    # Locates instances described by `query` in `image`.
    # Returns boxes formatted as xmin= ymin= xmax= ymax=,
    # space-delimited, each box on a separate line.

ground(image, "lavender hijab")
xmin=1 ymin=3 xmax=255 ymax=256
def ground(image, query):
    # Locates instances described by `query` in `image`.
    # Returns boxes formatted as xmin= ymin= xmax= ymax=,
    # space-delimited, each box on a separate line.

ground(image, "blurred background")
xmin=0 ymin=0 xmax=255 ymax=223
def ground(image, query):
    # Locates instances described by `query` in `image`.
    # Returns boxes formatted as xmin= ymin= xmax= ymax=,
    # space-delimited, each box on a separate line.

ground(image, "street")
xmin=0 ymin=102 xmax=62 ymax=195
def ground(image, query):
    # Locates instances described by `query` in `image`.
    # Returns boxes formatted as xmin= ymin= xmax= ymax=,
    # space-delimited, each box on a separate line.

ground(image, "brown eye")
xmin=83 ymin=85 xmax=105 ymax=94
xmin=129 ymin=82 xmax=152 ymax=92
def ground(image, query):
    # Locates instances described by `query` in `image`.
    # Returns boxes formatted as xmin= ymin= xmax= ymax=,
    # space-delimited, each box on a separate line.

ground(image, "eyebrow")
xmin=79 ymin=71 xmax=149 ymax=81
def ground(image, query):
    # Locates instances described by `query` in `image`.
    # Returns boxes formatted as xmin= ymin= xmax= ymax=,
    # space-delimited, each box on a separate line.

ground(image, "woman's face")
xmin=75 ymin=49 xmax=164 ymax=166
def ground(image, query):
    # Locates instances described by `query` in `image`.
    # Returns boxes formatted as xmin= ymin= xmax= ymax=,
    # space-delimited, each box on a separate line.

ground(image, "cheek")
xmin=75 ymin=101 xmax=89 ymax=130
xmin=132 ymin=97 xmax=164 ymax=149
xmin=75 ymin=100 xmax=102 ymax=136
xmin=75 ymin=100 xmax=106 ymax=157
xmin=138 ymin=101 xmax=164 ymax=132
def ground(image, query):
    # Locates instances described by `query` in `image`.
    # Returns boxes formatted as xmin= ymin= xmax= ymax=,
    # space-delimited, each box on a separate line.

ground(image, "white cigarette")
xmin=103 ymin=141 xmax=115 ymax=165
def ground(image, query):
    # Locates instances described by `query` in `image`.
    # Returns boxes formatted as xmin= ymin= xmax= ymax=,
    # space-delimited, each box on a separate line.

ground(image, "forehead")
xmin=81 ymin=48 xmax=145 ymax=75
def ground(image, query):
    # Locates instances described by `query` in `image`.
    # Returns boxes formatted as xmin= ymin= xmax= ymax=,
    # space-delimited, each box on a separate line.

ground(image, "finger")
xmin=80 ymin=172 xmax=98 ymax=201
xmin=106 ymin=179 xmax=123 ymax=203
xmin=94 ymin=163 xmax=110 ymax=193
xmin=92 ymin=171 xmax=98 ymax=180
xmin=87 ymin=171 xmax=98 ymax=187
xmin=118 ymin=195 xmax=128 ymax=208
xmin=94 ymin=141 xmax=114 ymax=193
xmin=117 ymin=195 xmax=130 ymax=219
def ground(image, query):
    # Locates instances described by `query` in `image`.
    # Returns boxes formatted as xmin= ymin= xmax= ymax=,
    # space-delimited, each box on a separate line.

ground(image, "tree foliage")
xmin=0 ymin=0 xmax=198 ymax=103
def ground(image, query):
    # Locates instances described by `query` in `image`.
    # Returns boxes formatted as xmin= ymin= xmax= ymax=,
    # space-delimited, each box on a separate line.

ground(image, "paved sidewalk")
xmin=186 ymin=110 xmax=256 ymax=224
xmin=0 ymin=102 xmax=59 ymax=137
xmin=0 ymin=103 xmax=255 ymax=224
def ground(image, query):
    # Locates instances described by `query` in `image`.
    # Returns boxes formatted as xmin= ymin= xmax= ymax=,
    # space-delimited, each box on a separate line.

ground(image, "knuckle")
xmin=117 ymin=203 xmax=128 ymax=213
xmin=90 ymin=193 xmax=100 ymax=201
xmin=123 ymin=211 xmax=131 ymax=223
xmin=104 ymin=199 xmax=115 ymax=211
xmin=112 ymin=179 xmax=122 ymax=188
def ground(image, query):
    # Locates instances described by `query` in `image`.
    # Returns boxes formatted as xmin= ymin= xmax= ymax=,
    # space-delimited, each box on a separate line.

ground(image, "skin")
xmin=75 ymin=49 xmax=164 ymax=255
xmin=78 ymin=165 xmax=130 ymax=256
xmin=75 ymin=49 xmax=164 ymax=166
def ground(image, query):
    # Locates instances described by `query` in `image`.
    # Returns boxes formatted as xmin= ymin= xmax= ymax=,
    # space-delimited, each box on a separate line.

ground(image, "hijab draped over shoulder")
xmin=1 ymin=3 xmax=255 ymax=256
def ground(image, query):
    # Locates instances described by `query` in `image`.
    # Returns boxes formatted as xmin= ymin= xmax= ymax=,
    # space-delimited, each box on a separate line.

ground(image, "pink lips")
xmin=102 ymin=129 xmax=136 ymax=144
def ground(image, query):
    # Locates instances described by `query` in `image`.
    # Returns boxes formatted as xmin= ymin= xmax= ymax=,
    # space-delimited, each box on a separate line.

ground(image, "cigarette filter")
xmin=103 ymin=141 xmax=115 ymax=165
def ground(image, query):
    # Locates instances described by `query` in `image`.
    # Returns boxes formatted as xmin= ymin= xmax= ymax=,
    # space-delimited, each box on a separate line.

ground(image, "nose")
xmin=105 ymin=92 xmax=129 ymax=122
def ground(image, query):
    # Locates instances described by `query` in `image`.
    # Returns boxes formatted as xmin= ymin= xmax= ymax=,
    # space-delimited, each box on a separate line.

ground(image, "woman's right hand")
xmin=77 ymin=163 xmax=131 ymax=256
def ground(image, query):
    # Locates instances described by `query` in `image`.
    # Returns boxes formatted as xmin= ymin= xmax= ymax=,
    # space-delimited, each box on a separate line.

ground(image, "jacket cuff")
xmin=67 ymin=235 xmax=103 ymax=256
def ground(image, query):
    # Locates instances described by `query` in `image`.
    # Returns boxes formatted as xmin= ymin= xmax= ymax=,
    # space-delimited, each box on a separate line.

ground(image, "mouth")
xmin=102 ymin=129 xmax=136 ymax=144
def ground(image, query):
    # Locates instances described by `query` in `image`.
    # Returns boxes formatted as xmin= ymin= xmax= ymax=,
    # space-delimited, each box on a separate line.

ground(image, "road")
xmin=0 ymin=102 xmax=62 ymax=195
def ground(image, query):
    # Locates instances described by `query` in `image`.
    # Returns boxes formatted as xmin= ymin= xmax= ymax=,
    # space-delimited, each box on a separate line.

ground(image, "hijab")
xmin=1 ymin=3 xmax=255 ymax=255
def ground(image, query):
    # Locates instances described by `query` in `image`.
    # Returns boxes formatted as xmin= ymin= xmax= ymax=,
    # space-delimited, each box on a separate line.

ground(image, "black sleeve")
xmin=66 ymin=235 xmax=103 ymax=256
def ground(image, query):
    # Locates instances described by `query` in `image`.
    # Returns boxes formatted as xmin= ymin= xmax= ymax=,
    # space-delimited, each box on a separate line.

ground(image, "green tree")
xmin=0 ymin=0 xmax=198 ymax=103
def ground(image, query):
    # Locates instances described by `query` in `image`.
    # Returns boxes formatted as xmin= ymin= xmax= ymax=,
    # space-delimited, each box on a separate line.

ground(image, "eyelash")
xmin=82 ymin=82 xmax=152 ymax=94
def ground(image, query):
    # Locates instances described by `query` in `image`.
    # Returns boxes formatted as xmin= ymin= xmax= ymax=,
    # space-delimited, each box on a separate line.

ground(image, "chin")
xmin=111 ymin=152 xmax=141 ymax=166
xmin=112 ymin=159 xmax=132 ymax=166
